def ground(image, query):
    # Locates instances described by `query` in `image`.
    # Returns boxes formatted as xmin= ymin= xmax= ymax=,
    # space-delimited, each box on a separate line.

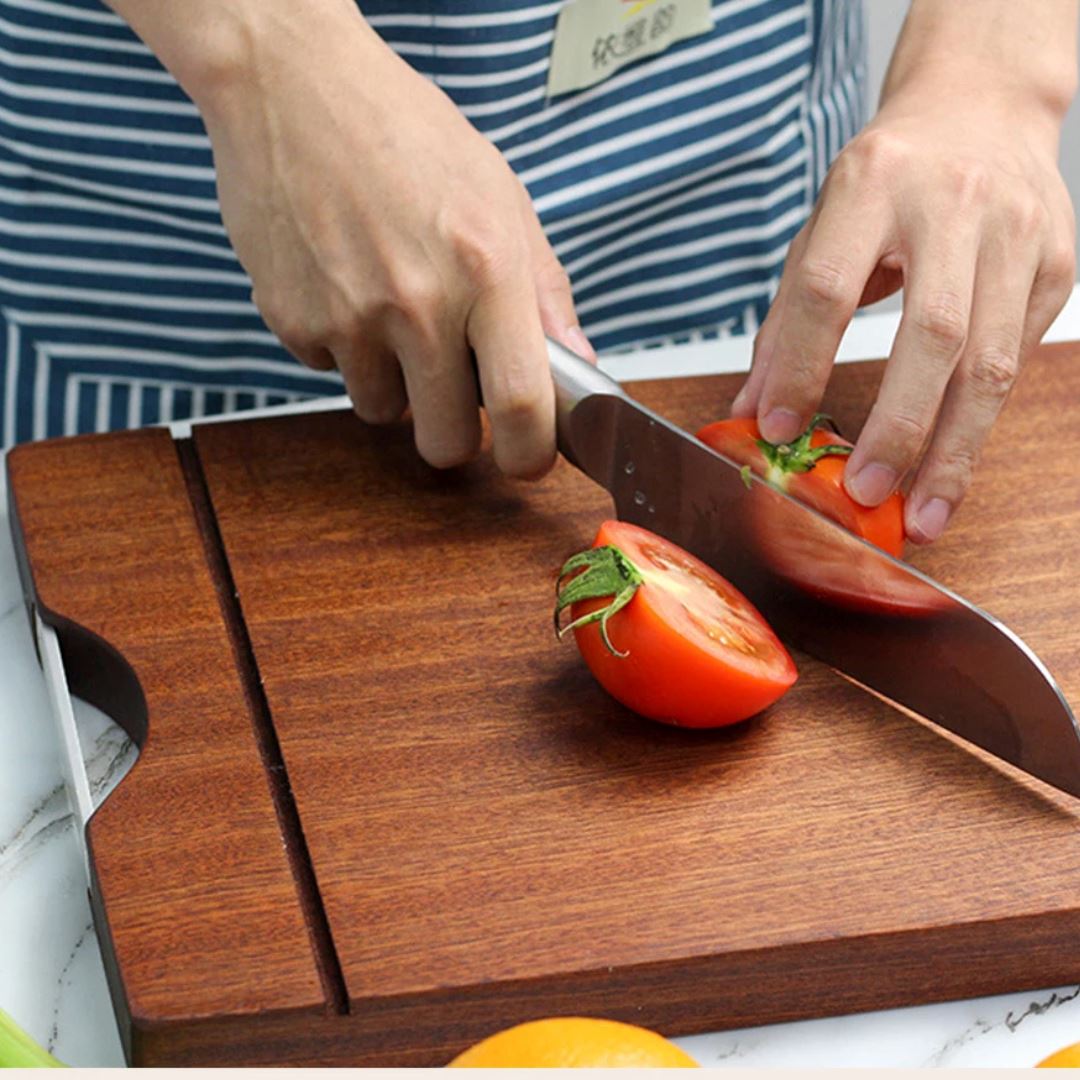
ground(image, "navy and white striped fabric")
xmin=0 ymin=0 xmax=865 ymax=446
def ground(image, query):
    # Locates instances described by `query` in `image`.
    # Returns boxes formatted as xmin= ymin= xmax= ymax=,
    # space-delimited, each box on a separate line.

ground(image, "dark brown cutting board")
xmin=7 ymin=345 xmax=1080 ymax=1067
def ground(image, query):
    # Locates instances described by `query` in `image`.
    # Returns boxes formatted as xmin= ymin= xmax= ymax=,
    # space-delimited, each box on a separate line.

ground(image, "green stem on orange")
xmin=756 ymin=412 xmax=852 ymax=480
xmin=554 ymin=545 xmax=643 ymax=658
xmin=0 ymin=1008 xmax=66 ymax=1068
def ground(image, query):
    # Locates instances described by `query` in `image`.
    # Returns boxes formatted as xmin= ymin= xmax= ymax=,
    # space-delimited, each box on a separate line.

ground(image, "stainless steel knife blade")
xmin=547 ymin=339 xmax=1080 ymax=800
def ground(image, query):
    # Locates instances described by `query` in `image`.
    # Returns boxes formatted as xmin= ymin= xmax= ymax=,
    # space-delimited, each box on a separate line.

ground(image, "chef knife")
xmin=546 ymin=338 xmax=1080 ymax=800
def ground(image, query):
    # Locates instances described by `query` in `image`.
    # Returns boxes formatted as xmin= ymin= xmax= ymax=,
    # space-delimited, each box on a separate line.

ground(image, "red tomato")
xmin=695 ymin=416 xmax=904 ymax=556
xmin=695 ymin=417 xmax=944 ymax=617
xmin=556 ymin=521 xmax=797 ymax=728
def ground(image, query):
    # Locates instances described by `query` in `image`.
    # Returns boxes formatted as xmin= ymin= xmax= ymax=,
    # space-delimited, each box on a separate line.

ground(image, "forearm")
xmin=883 ymin=0 xmax=1079 ymax=129
xmin=103 ymin=0 xmax=364 ymax=111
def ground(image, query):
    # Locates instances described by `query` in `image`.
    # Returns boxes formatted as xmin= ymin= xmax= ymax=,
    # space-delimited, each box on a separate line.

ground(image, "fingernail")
xmin=562 ymin=325 xmax=596 ymax=361
xmin=731 ymin=384 xmax=752 ymax=416
xmin=911 ymin=497 xmax=951 ymax=544
xmin=846 ymin=462 xmax=898 ymax=506
xmin=759 ymin=407 xmax=802 ymax=444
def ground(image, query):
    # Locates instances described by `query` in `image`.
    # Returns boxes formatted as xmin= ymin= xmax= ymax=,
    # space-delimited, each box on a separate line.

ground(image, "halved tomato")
xmin=555 ymin=521 xmax=797 ymax=728
xmin=695 ymin=417 xmax=942 ymax=617
xmin=695 ymin=415 xmax=904 ymax=556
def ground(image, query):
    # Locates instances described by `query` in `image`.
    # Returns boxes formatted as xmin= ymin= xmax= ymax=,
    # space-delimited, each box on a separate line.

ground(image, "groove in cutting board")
xmin=175 ymin=437 xmax=349 ymax=1017
xmin=6 ymin=427 xmax=327 ymax=1037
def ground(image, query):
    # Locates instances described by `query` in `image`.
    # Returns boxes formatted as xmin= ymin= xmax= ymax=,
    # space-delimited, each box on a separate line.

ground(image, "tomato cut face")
xmin=556 ymin=521 xmax=797 ymax=729
xmin=696 ymin=416 xmax=905 ymax=556
xmin=630 ymin=537 xmax=778 ymax=664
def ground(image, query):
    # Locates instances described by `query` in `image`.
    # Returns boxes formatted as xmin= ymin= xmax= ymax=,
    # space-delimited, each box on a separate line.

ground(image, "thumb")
xmin=522 ymin=202 xmax=597 ymax=363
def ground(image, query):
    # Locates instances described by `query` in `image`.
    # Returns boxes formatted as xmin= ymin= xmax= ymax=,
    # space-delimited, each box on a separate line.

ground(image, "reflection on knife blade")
xmin=547 ymin=338 xmax=1080 ymax=801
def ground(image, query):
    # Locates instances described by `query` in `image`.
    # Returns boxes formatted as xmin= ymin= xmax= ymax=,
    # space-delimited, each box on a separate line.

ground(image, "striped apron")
xmin=0 ymin=0 xmax=865 ymax=446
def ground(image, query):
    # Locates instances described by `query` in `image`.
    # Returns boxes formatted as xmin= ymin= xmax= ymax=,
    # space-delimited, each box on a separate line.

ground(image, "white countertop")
xmin=3 ymin=293 xmax=1080 ymax=1068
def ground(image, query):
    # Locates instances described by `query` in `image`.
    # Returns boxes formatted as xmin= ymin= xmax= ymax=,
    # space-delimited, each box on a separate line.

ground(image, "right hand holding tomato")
xmin=696 ymin=416 xmax=904 ymax=556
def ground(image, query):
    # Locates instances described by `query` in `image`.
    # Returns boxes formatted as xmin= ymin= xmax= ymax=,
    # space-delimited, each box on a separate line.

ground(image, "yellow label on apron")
xmin=547 ymin=0 xmax=715 ymax=98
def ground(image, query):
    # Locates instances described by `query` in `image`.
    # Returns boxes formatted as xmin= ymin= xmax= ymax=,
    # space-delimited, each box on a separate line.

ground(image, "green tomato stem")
xmin=756 ymin=412 xmax=852 ymax=480
xmin=0 ymin=1008 xmax=66 ymax=1068
xmin=554 ymin=544 xmax=643 ymax=658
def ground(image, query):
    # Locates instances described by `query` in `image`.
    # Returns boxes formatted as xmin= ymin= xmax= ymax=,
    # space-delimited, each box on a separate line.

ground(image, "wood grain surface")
xmin=5 ymin=429 xmax=327 ymax=1061
xmin=8 ymin=345 xmax=1080 ymax=1066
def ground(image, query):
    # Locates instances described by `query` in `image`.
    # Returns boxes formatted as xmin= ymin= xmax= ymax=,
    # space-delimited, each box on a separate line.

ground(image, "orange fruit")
xmin=1038 ymin=1042 xmax=1080 ymax=1067
xmin=447 ymin=1016 xmax=698 ymax=1068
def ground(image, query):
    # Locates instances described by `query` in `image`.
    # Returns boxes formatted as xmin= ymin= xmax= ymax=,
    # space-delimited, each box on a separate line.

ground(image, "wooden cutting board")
xmin=7 ymin=344 xmax=1080 ymax=1067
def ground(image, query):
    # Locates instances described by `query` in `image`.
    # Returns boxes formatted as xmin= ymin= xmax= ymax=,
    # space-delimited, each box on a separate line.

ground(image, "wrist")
xmin=881 ymin=0 xmax=1078 ymax=135
xmin=111 ymin=0 xmax=365 ymax=117
xmin=883 ymin=58 xmax=1075 ymax=131
xmin=877 ymin=57 xmax=1073 ymax=157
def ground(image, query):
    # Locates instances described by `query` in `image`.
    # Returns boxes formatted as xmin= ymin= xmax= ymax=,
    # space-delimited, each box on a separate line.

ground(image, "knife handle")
xmin=469 ymin=338 xmax=625 ymax=467
xmin=546 ymin=337 xmax=627 ymax=466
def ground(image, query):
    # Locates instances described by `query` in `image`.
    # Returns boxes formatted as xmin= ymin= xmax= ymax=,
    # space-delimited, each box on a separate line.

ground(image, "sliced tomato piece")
xmin=556 ymin=521 xmax=797 ymax=728
xmin=745 ymin=487 xmax=948 ymax=617
xmin=696 ymin=415 xmax=904 ymax=556
xmin=695 ymin=416 xmax=944 ymax=616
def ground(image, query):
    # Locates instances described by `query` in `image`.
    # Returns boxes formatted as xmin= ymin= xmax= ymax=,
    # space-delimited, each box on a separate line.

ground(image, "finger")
xmin=903 ymin=252 xmax=1034 ymax=543
xmin=843 ymin=223 xmax=980 ymax=508
xmin=731 ymin=225 xmax=810 ymax=419
xmin=301 ymin=346 xmax=337 ymax=372
xmin=396 ymin=324 xmax=482 ymax=469
xmin=522 ymin=200 xmax=596 ymax=362
xmin=755 ymin=195 xmax=892 ymax=444
xmin=737 ymin=234 xmax=904 ymax=422
xmin=468 ymin=266 xmax=556 ymax=480
xmin=1018 ymin=238 xmax=1076 ymax=357
xmin=904 ymin=237 xmax=1071 ymax=543
xmin=253 ymin=286 xmax=337 ymax=372
xmin=336 ymin=346 xmax=408 ymax=425
xmin=270 ymin=334 xmax=336 ymax=372
xmin=730 ymin=305 xmax=780 ymax=419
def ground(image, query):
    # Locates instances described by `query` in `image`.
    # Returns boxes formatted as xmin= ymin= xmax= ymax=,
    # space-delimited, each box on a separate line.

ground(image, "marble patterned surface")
xmin=2 ymin=307 xmax=1080 ymax=1066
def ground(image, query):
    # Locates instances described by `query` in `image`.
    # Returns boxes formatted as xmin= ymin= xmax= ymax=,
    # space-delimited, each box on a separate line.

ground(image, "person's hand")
xmin=195 ymin=3 xmax=592 ymax=477
xmin=733 ymin=42 xmax=1076 ymax=543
